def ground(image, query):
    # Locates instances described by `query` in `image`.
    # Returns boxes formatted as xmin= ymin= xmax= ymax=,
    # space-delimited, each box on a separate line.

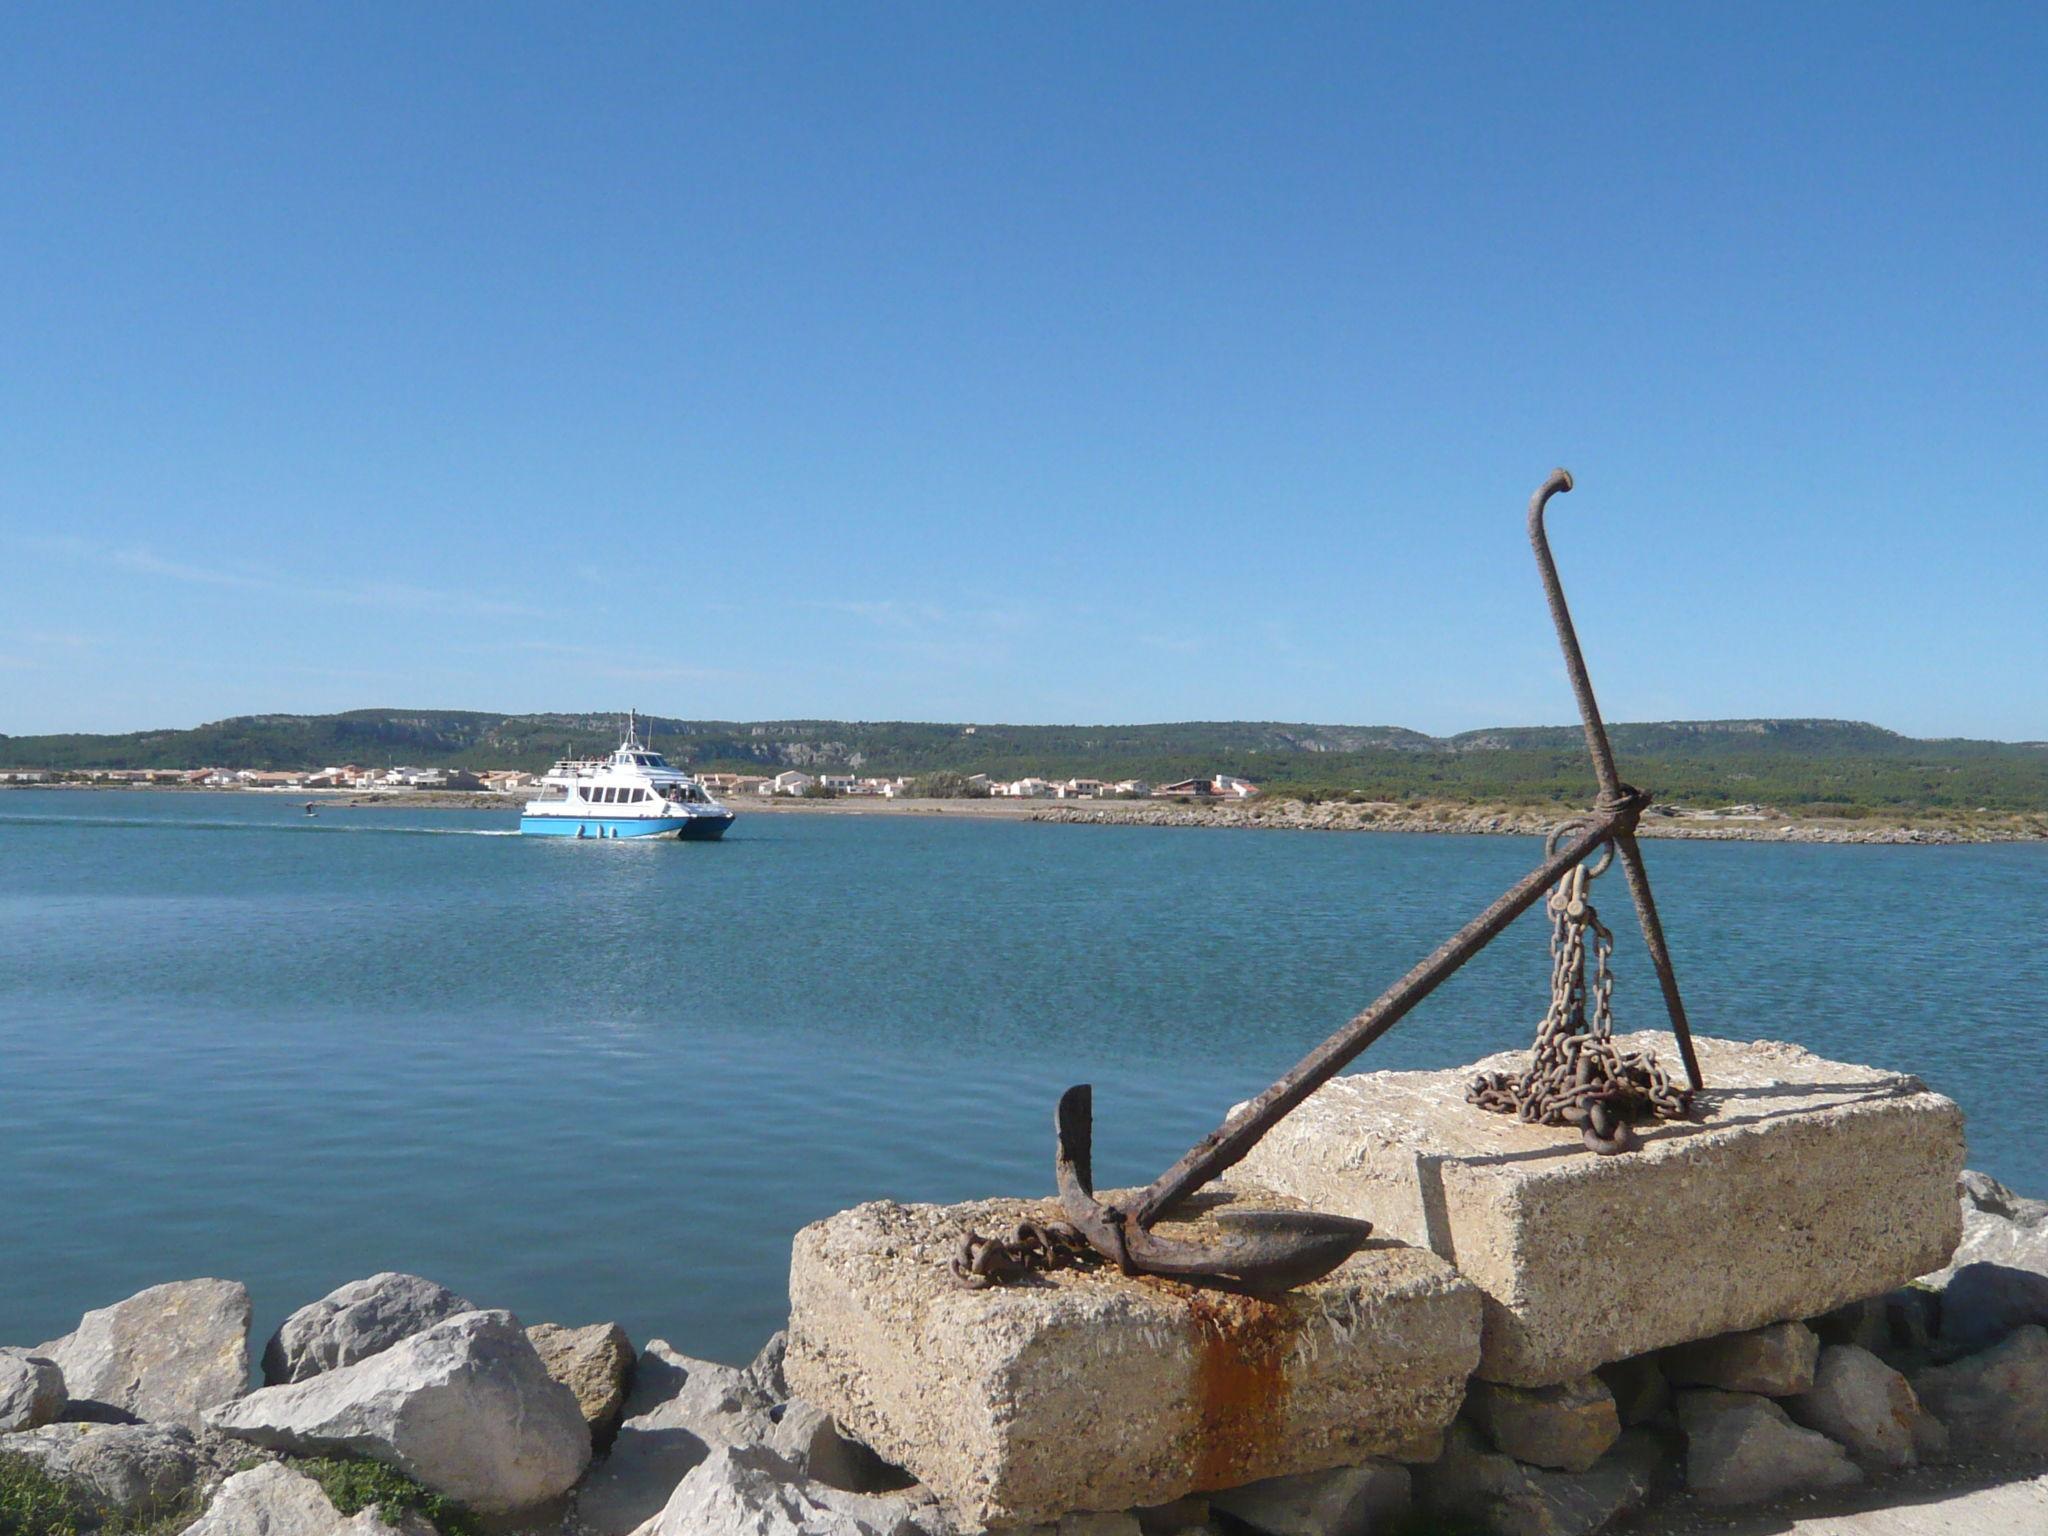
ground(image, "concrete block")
xmin=1235 ymin=1034 xmax=1963 ymax=1387
xmin=785 ymin=1189 xmax=1482 ymax=1529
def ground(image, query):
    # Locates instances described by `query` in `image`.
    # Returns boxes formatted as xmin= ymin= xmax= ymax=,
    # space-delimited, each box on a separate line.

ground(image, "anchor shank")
xmin=1131 ymin=809 xmax=1629 ymax=1228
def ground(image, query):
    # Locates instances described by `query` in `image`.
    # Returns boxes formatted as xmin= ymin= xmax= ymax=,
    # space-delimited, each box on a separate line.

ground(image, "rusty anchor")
xmin=1042 ymin=469 xmax=1707 ymax=1296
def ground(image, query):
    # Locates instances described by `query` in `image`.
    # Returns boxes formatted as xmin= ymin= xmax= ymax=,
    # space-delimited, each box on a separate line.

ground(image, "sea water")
xmin=2 ymin=790 xmax=2042 ymax=1361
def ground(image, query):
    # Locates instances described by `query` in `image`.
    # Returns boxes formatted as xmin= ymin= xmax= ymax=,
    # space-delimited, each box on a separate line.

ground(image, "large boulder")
xmin=1663 ymin=1322 xmax=1820 ymax=1397
xmin=205 ymin=1310 xmax=588 ymax=1514
xmin=1464 ymin=1375 xmax=1620 ymax=1472
xmin=0 ymin=1348 xmax=66 ymax=1431
xmin=1933 ymin=1263 xmax=2048 ymax=1361
xmin=2 ymin=1422 xmax=240 ymax=1521
xmin=1675 ymin=1389 xmax=1862 ymax=1506
xmin=262 ymin=1274 xmax=475 ymax=1385
xmin=630 ymin=1443 xmax=935 ymax=1536
xmin=1783 ymin=1344 xmax=1932 ymax=1470
xmin=34 ymin=1280 xmax=251 ymax=1429
xmin=525 ymin=1322 xmax=633 ymax=1446
xmin=1208 ymin=1460 xmax=1410 ymax=1536
xmin=180 ymin=1462 xmax=431 ymax=1536
xmin=1910 ymin=1323 xmax=2048 ymax=1458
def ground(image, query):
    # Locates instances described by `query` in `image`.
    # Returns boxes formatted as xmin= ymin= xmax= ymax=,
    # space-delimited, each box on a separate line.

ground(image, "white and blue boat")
xmin=519 ymin=714 xmax=735 ymax=840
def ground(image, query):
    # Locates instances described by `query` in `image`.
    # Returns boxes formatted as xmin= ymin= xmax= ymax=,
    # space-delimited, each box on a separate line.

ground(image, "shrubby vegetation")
xmin=294 ymin=1456 xmax=479 ymax=1536
xmin=6 ymin=711 xmax=2046 ymax=813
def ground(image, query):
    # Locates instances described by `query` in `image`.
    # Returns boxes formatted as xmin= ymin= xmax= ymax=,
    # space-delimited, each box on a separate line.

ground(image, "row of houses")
xmin=692 ymin=771 xmax=1261 ymax=801
xmin=985 ymin=774 xmax=1258 ymax=800
xmin=6 ymin=765 xmax=1262 ymax=802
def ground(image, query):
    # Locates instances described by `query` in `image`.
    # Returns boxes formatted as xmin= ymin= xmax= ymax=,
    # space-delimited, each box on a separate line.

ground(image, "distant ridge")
xmin=5 ymin=710 xmax=2047 ymax=813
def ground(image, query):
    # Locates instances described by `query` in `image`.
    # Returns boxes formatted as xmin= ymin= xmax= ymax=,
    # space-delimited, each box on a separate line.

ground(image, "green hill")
xmin=4 ymin=710 xmax=2046 ymax=815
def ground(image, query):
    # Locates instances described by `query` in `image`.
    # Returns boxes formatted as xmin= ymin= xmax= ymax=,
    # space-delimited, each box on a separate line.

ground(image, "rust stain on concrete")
xmin=1180 ymin=1286 xmax=1293 ymax=1489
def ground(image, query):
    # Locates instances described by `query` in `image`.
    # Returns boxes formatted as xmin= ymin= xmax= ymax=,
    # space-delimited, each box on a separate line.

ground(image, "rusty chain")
xmin=948 ymin=1218 xmax=1098 ymax=1290
xmin=1467 ymin=848 xmax=1692 ymax=1155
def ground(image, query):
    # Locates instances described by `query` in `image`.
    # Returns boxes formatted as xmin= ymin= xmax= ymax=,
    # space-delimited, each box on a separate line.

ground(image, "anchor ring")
xmin=1544 ymin=821 xmax=1615 ymax=879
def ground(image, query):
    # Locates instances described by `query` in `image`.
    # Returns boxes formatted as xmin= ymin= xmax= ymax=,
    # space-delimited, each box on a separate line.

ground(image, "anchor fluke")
xmin=1054 ymin=1085 xmax=1374 ymax=1296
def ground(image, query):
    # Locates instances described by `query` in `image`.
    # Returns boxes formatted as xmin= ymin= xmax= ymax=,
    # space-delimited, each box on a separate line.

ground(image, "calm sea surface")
xmin=3 ymin=790 xmax=2043 ymax=1362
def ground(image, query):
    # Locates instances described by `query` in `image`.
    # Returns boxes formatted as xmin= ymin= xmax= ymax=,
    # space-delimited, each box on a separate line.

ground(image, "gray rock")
xmin=632 ymin=1443 xmax=928 ymax=1536
xmin=1465 ymin=1375 xmax=1621 ymax=1472
xmin=262 ymin=1274 xmax=475 ymax=1385
xmin=740 ymin=1330 xmax=792 ymax=1408
xmin=763 ymin=1399 xmax=914 ymax=1496
xmin=1922 ymin=1172 xmax=2048 ymax=1287
xmin=526 ymin=1322 xmax=634 ymax=1447
xmin=180 ymin=1461 xmax=430 ymax=1536
xmin=1663 ymin=1321 xmax=1820 ymax=1396
xmin=1784 ymin=1343 xmax=1929 ymax=1470
xmin=35 ymin=1280 xmax=251 ymax=1428
xmin=1209 ymin=1459 xmax=1410 ymax=1536
xmin=1415 ymin=1421 xmax=1661 ymax=1536
xmin=205 ymin=1309 xmax=588 ymax=1514
xmin=1910 ymin=1323 xmax=2048 ymax=1457
xmin=3 ymin=1422 xmax=237 ymax=1520
xmin=1934 ymin=1263 xmax=2048 ymax=1360
xmin=568 ymin=1340 xmax=753 ymax=1536
xmin=1676 ymin=1389 xmax=1862 ymax=1506
xmin=1816 ymin=1288 xmax=1943 ymax=1371
xmin=1134 ymin=1495 xmax=1210 ymax=1535
xmin=1594 ymin=1355 xmax=1669 ymax=1428
xmin=1047 ymin=1517 xmax=1142 ymax=1536
xmin=0 ymin=1348 xmax=66 ymax=1431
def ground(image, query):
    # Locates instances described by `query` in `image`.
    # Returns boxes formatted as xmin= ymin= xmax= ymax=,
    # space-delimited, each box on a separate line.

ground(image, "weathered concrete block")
xmin=785 ymin=1190 xmax=1482 ymax=1529
xmin=1235 ymin=1034 xmax=1963 ymax=1386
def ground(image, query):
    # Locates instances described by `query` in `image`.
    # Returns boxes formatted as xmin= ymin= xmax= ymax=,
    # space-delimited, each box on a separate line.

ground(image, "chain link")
xmin=1467 ymin=858 xmax=1692 ymax=1154
xmin=949 ymin=1219 xmax=1098 ymax=1289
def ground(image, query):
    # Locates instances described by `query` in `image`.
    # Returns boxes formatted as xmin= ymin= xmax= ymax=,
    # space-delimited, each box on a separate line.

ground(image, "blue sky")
xmin=2 ymin=5 xmax=2042 ymax=739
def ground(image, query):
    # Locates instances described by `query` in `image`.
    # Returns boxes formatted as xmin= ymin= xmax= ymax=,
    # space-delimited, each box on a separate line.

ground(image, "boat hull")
xmin=520 ymin=813 xmax=734 ymax=841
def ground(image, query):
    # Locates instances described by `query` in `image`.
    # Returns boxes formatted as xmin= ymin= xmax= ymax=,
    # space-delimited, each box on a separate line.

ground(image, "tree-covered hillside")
xmin=6 ymin=710 xmax=2047 ymax=814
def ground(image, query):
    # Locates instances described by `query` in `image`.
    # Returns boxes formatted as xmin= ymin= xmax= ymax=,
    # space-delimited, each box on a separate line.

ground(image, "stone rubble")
xmin=261 ymin=1273 xmax=477 ymax=1385
xmin=1593 ymin=1354 xmax=1670 ymax=1427
xmin=1930 ymin=1261 xmax=2048 ymax=1361
xmin=0 ymin=1348 xmax=66 ymax=1432
xmin=1783 ymin=1343 xmax=1932 ymax=1470
xmin=1909 ymin=1323 xmax=2048 ymax=1459
xmin=625 ymin=1442 xmax=937 ymax=1536
xmin=570 ymin=1340 xmax=758 ymax=1536
xmin=1675 ymin=1388 xmax=1864 ymax=1506
xmin=205 ymin=1309 xmax=590 ymax=1514
xmin=1662 ymin=1320 xmax=1821 ymax=1396
xmin=2 ymin=1421 xmax=246 ymax=1521
xmin=179 ymin=1461 xmax=432 ymax=1536
xmin=1920 ymin=1170 xmax=2048 ymax=1286
xmin=1205 ymin=1459 xmax=1411 ymax=1536
xmin=1463 ymin=1375 xmax=1621 ymax=1472
xmin=35 ymin=1279 xmax=253 ymax=1428
xmin=15 ymin=1167 xmax=2048 ymax=1536
xmin=527 ymin=1321 xmax=636 ymax=1447
xmin=1415 ymin=1420 xmax=1664 ymax=1536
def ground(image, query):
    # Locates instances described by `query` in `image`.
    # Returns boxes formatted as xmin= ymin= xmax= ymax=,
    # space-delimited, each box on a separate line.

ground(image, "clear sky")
xmin=2 ymin=5 xmax=2042 ymax=739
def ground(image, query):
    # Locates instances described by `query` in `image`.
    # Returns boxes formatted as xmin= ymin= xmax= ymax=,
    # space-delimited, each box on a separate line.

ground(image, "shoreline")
xmin=9 ymin=782 xmax=2046 ymax=844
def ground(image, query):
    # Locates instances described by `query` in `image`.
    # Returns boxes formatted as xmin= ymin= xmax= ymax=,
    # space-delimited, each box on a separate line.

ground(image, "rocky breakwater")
xmin=1029 ymin=798 xmax=2019 ymax=844
xmin=6 ymin=1168 xmax=2048 ymax=1536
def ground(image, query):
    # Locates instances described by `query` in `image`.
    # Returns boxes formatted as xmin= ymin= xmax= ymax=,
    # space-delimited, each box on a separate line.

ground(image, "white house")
xmin=769 ymin=771 xmax=816 ymax=796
